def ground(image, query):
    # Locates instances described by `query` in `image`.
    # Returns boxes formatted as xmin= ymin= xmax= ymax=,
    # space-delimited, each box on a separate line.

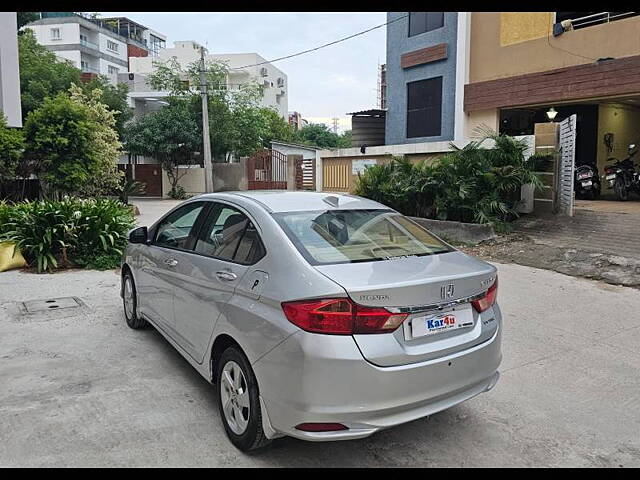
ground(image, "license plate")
xmin=581 ymin=180 xmax=592 ymax=187
xmin=410 ymin=305 xmax=474 ymax=338
xmin=606 ymin=174 xmax=616 ymax=180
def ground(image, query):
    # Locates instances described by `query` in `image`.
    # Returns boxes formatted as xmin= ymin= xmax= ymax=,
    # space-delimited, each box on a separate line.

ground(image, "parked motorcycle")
xmin=604 ymin=144 xmax=640 ymax=201
xmin=574 ymin=163 xmax=601 ymax=199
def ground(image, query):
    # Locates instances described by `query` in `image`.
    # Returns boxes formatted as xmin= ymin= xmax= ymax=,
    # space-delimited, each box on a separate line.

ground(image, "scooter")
xmin=574 ymin=163 xmax=601 ymax=199
xmin=604 ymin=144 xmax=640 ymax=201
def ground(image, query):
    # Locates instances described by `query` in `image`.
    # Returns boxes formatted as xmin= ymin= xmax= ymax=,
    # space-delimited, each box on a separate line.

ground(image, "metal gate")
xmin=247 ymin=149 xmax=287 ymax=190
xmin=295 ymin=158 xmax=316 ymax=190
xmin=557 ymin=114 xmax=577 ymax=216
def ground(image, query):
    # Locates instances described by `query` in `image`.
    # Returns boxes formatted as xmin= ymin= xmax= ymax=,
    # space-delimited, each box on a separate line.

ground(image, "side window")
xmin=154 ymin=202 xmax=205 ymax=250
xmin=195 ymin=204 xmax=266 ymax=264
xmin=408 ymin=12 xmax=444 ymax=37
xmin=407 ymin=76 xmax=443 ymax=138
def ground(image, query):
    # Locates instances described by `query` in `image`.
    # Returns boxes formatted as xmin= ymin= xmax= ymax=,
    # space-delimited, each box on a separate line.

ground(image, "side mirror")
xmin=128 ymin=226 xmax=149 ymax=244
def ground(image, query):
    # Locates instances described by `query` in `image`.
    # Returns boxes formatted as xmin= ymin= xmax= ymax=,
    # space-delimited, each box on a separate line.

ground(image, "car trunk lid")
xmin=314 ymin=251 xmax=499 ymax=366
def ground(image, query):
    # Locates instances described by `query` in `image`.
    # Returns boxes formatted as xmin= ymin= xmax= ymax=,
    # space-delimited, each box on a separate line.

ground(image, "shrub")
xmin=353 ymin=131 xmax=543 ymax=228
xmin=168 ymin=184 xmax=187 ymax=199
xmin=0 ymin=197 xmax=134 ymax=272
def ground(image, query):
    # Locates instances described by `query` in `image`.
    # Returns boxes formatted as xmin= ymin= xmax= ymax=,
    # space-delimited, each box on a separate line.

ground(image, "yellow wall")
xmin=596 ymin=104 xmax=640 ymax=174
xmin=470 ymin=12 xmax=640 ymax=83
xmin=500 ymin=12 xmax=550 ymax=46
xmin=466 ymin=109 xmax=500 ymax=139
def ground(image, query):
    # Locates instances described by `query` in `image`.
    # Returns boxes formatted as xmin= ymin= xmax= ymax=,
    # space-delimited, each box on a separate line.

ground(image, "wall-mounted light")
xmin=546 ymin=107 xmax=558 ymax=122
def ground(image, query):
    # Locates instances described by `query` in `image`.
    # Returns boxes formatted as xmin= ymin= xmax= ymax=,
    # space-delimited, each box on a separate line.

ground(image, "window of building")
xmin=406 ymin=76 xmax=443 ymax=138
xmin=50 ymin=28 xmax=61 ymax=40
xmin=408 ymin=12 xmax=444 ymax=37
xmin=108 ymin=65 xmax=119 ymax=75
xmin=81 ymin=60 xmax=89 ymax=72
xmin=106 ymin=40 xmax=119 ymax=53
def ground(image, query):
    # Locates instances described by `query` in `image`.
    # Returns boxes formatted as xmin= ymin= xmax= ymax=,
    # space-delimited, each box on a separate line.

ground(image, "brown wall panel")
xmin=401 ymin=43 xmax=447 ymax=69
xmin=465 ymin=54 xmax=640 ymax=111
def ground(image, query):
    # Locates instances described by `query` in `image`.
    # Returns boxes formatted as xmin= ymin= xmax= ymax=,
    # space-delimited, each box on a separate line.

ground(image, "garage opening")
xmin=499 ymin=96 xmax=640 ymax=214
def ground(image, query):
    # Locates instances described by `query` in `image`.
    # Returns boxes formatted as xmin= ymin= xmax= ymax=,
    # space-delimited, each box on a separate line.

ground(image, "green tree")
xmin=123 ymin=98 xmax=201 ymax=196
xmin=147 ymin=57 xmax=274 ymax=160
xmin=0 ymin=115 xmax=25 ymax=184
xmin=259 ymin=108 xmax=294 ymax=147
xmin=338 ymin=129 xmax=352 ymax=148
xmin=293 ymin=123 xmax=344 ymax=148
xmin=23 ymin=85 xmax=123 ymax=198
xmin=17 ymin=12 xmax=39 ymax=32
xmin=81 ymin=76 xmax=131 ymax=139
xmin=18 ymin=29 xmax=82 ymax=119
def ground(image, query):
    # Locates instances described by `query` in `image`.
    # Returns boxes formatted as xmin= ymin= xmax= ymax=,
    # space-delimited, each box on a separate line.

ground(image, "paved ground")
xmin=1 ymin=262 xmax=639 ymax=467
xmin=130 ymin=197 xmax=183 ymax=227
xmin=515 ymin=207 xmax=640 ymax=260
xmin=576 ymin=198 xmax=640 ymax=215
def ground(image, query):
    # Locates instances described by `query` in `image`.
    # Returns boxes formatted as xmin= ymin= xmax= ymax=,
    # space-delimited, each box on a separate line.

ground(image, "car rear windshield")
xmin=272 ymin=209 xmax=453 ymax=265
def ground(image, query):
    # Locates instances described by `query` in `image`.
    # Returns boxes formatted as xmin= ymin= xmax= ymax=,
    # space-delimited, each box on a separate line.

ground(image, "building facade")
xmin=0 ymin=13 xmax=22 ymax=127
xmin=465 ymin=12 xmax=640 ymax=177
xmin=385 ymin=12 xmax=470 ymax=146
xmin=129 ymin=40 xmax=288 ymax=118
xmin=25 ymin=13 xmax=166 ymax=83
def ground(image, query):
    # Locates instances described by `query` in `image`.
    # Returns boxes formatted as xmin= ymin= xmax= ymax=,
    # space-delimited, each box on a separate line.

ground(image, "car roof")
xmin=194 ymin=191 xmax=391 ymax=213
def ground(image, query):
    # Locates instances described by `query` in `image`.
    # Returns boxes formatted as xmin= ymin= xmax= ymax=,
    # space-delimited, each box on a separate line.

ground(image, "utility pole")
xmin=199 ymin=46 xmax=214 ymax=193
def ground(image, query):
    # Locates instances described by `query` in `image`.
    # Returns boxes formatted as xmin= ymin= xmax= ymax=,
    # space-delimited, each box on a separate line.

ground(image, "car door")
xmin=171 ymin=202 xmax=266 ymax=363
xmin=137 ymin=201 xmax=208 ymax=335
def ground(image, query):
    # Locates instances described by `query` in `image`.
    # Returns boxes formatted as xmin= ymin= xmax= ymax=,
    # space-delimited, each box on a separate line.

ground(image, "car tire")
xmin=122 ymin=270 xmax=148 ymax=330
xmin=216 ymin=346 xmax=271 ymax=452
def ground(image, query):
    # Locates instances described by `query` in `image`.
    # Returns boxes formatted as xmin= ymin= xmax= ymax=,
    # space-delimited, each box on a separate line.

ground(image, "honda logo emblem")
xmin=440 ymin=284 xmax=455 ymax=299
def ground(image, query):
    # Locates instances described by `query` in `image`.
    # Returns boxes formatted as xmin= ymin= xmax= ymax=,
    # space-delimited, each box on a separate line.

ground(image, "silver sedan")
xmin=121 ymin=191 xmax=502 ymax=451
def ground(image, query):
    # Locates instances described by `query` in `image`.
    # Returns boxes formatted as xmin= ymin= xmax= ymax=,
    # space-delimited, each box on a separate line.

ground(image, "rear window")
xmin=273 ymin=209 xmax=453 ymax=265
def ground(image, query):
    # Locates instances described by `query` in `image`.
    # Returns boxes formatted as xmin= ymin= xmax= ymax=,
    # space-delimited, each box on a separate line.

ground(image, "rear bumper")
xmin=253 ymin=310 xmax=502 ymax=441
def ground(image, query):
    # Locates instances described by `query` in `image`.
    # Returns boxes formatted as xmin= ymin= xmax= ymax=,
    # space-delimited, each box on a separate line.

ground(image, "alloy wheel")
xmin=220 ymin=360 xmax=251 ymax=435
xmin=124 ymin=276 xmax=135 ymax=319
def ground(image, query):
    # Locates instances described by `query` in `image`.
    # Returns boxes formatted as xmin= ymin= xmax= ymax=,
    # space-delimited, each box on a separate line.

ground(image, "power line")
xmin=229 ymin=14 xmax=409 ymax=71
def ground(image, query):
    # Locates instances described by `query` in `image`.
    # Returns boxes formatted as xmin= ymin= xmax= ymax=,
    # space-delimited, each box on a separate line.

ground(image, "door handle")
xmin=164 ymin=258 xmax=178 ymax=267
xmin=216 ymin=270 xmax=237 ymax=281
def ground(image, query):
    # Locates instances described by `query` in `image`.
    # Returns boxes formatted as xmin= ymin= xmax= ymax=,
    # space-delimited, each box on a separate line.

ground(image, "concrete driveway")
xmin=1 ymin=261 xmax=639 ymax=467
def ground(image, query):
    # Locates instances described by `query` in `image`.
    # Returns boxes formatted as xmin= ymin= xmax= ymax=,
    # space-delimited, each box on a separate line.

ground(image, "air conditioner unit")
xmin=260 ymin=67 xmax=268 ymax=77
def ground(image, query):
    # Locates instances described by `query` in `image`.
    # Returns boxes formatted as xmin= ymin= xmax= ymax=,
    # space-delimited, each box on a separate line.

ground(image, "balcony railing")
xmin=81 ymin=65 xmax=101 ymax=74
xmin=560 ymin=11 xmax=638 ymax=29
xmin=80 ymin=38 xmax=100 ymax=50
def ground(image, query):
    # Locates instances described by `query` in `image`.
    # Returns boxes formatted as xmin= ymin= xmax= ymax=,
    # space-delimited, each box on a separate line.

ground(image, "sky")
xmin=101 ymin=12 xmax=387 ymax=133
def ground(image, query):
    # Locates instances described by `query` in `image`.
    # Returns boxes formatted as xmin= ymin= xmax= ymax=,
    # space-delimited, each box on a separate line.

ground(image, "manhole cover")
xmin=21 ymin=297 xmax=84 ymax=313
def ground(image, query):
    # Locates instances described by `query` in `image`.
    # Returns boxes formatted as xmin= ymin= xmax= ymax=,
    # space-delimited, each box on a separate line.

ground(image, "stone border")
xmin=408 ymin=216 xmax=496 ymax=245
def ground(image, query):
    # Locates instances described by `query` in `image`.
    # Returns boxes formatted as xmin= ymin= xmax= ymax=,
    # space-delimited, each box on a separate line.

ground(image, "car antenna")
xmin=323 ymin=195 xmax=340 ymax=207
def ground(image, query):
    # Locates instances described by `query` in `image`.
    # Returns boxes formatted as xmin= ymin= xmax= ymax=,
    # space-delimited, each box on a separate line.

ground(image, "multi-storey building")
xmin=129 ymin=40 xmax=288 ymax=118
xmin=319 ymin=11 xmax=640 ymax=203
xmin=24 ymin=13 xmax=166 ymax=83
xmin=385 ymin=12 xmax=470 ymax=146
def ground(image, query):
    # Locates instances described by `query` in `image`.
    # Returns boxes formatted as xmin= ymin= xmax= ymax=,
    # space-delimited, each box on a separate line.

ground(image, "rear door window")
xmin=194 ymin=203 xmax=266 ymax=264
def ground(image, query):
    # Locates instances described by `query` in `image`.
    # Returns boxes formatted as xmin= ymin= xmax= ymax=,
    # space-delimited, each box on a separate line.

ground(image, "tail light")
xmin=282 ymin=298 xmax=408 ymax=335
xmin=472 ymin=277 xmax=498 ymax=313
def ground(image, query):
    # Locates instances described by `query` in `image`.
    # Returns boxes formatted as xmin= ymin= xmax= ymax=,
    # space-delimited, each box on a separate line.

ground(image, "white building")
xmin=24 ymin=13 xmax=166 ymax=84
xmin=130 ymin=40 xmax=288 ymax=118
xmin=0 ymin=13 xmax=22 ymax=127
